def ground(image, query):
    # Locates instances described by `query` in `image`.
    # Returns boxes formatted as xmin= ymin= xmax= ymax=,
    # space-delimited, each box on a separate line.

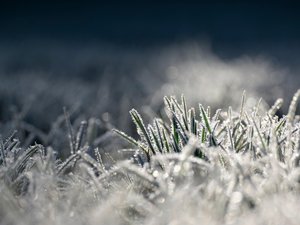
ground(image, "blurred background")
xmin=0 ymin=1 xmax=299 ymax=155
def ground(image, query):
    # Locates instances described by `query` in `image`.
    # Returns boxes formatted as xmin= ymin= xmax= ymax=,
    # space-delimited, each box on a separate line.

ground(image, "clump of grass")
xmin=114 ymin=91 xmax=300 ymax=166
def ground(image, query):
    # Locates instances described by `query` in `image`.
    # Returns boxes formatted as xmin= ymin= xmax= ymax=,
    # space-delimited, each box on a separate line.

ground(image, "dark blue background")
xmin=1 ymin=2 xmax=299 ymax=48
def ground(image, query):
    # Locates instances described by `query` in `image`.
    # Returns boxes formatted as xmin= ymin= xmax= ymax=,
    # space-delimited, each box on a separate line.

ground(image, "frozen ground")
xmin=0 ymin=40 xmax=299 ymax=225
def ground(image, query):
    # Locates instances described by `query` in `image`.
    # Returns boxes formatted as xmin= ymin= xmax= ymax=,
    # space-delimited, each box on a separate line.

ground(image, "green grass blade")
xmin=130 ymin=109 xmax=156 ymax=155
xmin=199 ymin=104 xmax=212 ymax=134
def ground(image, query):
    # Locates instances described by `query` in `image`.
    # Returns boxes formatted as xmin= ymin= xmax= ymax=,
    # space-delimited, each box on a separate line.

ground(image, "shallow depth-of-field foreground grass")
xmin=0 ymin=90 xmax=300 ymax=225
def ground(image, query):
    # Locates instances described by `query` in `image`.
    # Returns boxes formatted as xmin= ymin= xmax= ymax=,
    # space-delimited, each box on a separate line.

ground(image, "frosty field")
xmin=0 ymin=42 xmax=300 ymax=225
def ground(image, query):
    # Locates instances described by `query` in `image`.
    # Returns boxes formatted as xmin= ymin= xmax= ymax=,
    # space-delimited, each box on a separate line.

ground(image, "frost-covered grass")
xmin=0 ymin=90 xmax=299 ymax=225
